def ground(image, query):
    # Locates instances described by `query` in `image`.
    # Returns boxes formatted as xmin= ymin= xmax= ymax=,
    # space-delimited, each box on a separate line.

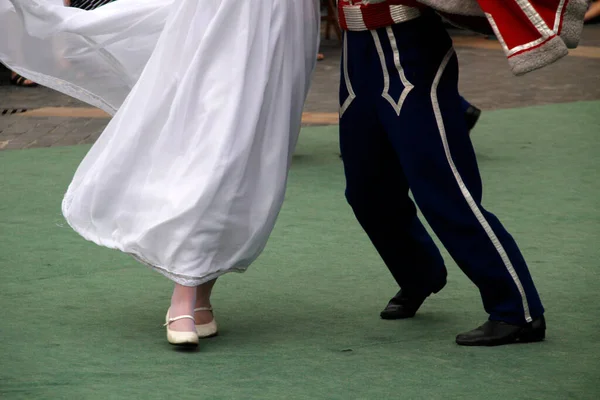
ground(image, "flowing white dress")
xmin=0 ymin=0 xmax=320 ymax=286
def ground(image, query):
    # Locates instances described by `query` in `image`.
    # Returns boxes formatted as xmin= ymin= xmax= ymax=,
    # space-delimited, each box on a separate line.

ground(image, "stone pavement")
xmin=2 ymin=26 xmax=600 ymax=150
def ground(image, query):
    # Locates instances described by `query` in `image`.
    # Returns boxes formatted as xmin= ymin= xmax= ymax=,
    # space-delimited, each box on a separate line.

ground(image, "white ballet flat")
xmin=164 ymin=311 xmax=199 ymax=347
xmin=194 ymin=307 xmax=218 ymax=338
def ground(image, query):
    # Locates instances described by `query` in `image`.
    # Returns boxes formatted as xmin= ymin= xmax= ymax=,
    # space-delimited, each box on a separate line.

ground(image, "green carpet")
xmin=1 ymin=101 xmax=599 ymax=399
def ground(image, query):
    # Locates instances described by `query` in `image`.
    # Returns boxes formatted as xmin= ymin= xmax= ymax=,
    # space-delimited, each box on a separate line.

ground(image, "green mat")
xmin=1 ymin=101 xmax=599 ymax=399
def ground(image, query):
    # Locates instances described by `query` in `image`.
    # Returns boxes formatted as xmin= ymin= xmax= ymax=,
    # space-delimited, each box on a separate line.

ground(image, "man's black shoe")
xmin=464 ymin=104 xmax=482 ymax=132
xmin=456 ymin=315 xmax=546 ymax=346
xmin=380 ymin=280 xmax=446 ymax=320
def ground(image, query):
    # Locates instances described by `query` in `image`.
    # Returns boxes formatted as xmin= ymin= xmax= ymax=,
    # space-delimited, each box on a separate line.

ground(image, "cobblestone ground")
xmin=2 ymin=26 xmax=600 ymax=150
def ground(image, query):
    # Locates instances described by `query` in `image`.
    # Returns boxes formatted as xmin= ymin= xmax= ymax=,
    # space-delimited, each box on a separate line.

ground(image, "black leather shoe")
xmin=456 ymin=315 xmax=546 ymax=346
xmin=380 ymin=280 xmax=446 ymax=320
xmin=464 ymin=104 xmax=482 ymax=133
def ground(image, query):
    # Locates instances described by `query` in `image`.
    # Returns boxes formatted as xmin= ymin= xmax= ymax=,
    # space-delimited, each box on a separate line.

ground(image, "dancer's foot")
xmin=164 ymin=309 xmax=198 ymax=347
xmin=456 ymin=316 xmax=546 ymax=346
xmin=380 ymin=279 xmax=446 ymax=320
xmin=195 ymin=279 xmax=218 ymax=338
xmin=194 ymin=306 xmax=218 ymax=338
xmin=195 ymin=279 xmax=217 ymax=324
xmin=168 ymin=303 xmax=196 ymax=332
xmin=168 ymin=284 xmax=197 ymax=332
xmin=464 ymin=104 xmax=482 ymax=133
xmin=194 ymin=304 xmax=215 ymax=325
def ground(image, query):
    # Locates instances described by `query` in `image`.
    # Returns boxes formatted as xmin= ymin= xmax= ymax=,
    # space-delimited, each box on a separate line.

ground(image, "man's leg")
xmin=375 ymin=16 xmax=544 ymax=345
xmin=340 ymin=30 xmax=447 ymax=314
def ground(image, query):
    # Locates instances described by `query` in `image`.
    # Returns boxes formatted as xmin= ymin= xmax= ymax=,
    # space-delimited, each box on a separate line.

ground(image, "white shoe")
xmin=194 ymin=307 xmax=218 ymax=338
xmin=164 ymin=311 xmax=199 ymax=347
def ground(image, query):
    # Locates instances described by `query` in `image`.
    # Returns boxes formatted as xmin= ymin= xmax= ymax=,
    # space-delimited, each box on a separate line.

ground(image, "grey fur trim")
xmin=509 ymin=36 xmax=568 ymax=76
xmin=559 ymin=0 xmax=587 ymax=48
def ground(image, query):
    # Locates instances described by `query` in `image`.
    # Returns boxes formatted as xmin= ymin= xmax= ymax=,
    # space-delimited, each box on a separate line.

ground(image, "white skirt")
xmin=0 ymin=0 xmax=320 ymax=286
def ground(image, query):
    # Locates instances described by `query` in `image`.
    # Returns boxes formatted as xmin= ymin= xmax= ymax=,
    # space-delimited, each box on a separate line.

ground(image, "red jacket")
xmin=337 ymin=0 xmax=588 ymax=76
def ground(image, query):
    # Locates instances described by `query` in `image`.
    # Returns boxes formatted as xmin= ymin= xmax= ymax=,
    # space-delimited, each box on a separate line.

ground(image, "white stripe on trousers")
xmin=370 ymin=27 xmax=414 ymax=116
xmin=430 ymin=48 xmax=532 ymax=323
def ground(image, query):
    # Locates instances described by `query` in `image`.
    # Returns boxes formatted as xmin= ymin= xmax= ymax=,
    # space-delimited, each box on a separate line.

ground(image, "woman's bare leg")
xmin=195 ymin=279 xmax=217 ymax=324
xmin=168 ymin=284 xmax=197 ymax=332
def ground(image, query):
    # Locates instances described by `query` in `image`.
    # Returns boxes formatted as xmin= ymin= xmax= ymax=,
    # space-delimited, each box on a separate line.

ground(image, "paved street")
xmin=2 ymin=26 xmax=600 ymax=150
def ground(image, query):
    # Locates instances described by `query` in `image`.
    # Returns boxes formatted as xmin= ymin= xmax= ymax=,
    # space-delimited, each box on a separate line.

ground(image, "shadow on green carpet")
xmin=0 ymin=101 xmax=599 ymax=399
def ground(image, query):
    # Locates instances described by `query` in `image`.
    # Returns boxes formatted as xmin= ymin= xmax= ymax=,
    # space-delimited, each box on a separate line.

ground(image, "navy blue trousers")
xmin=339 ymin=15 xmax=544 ymax=324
